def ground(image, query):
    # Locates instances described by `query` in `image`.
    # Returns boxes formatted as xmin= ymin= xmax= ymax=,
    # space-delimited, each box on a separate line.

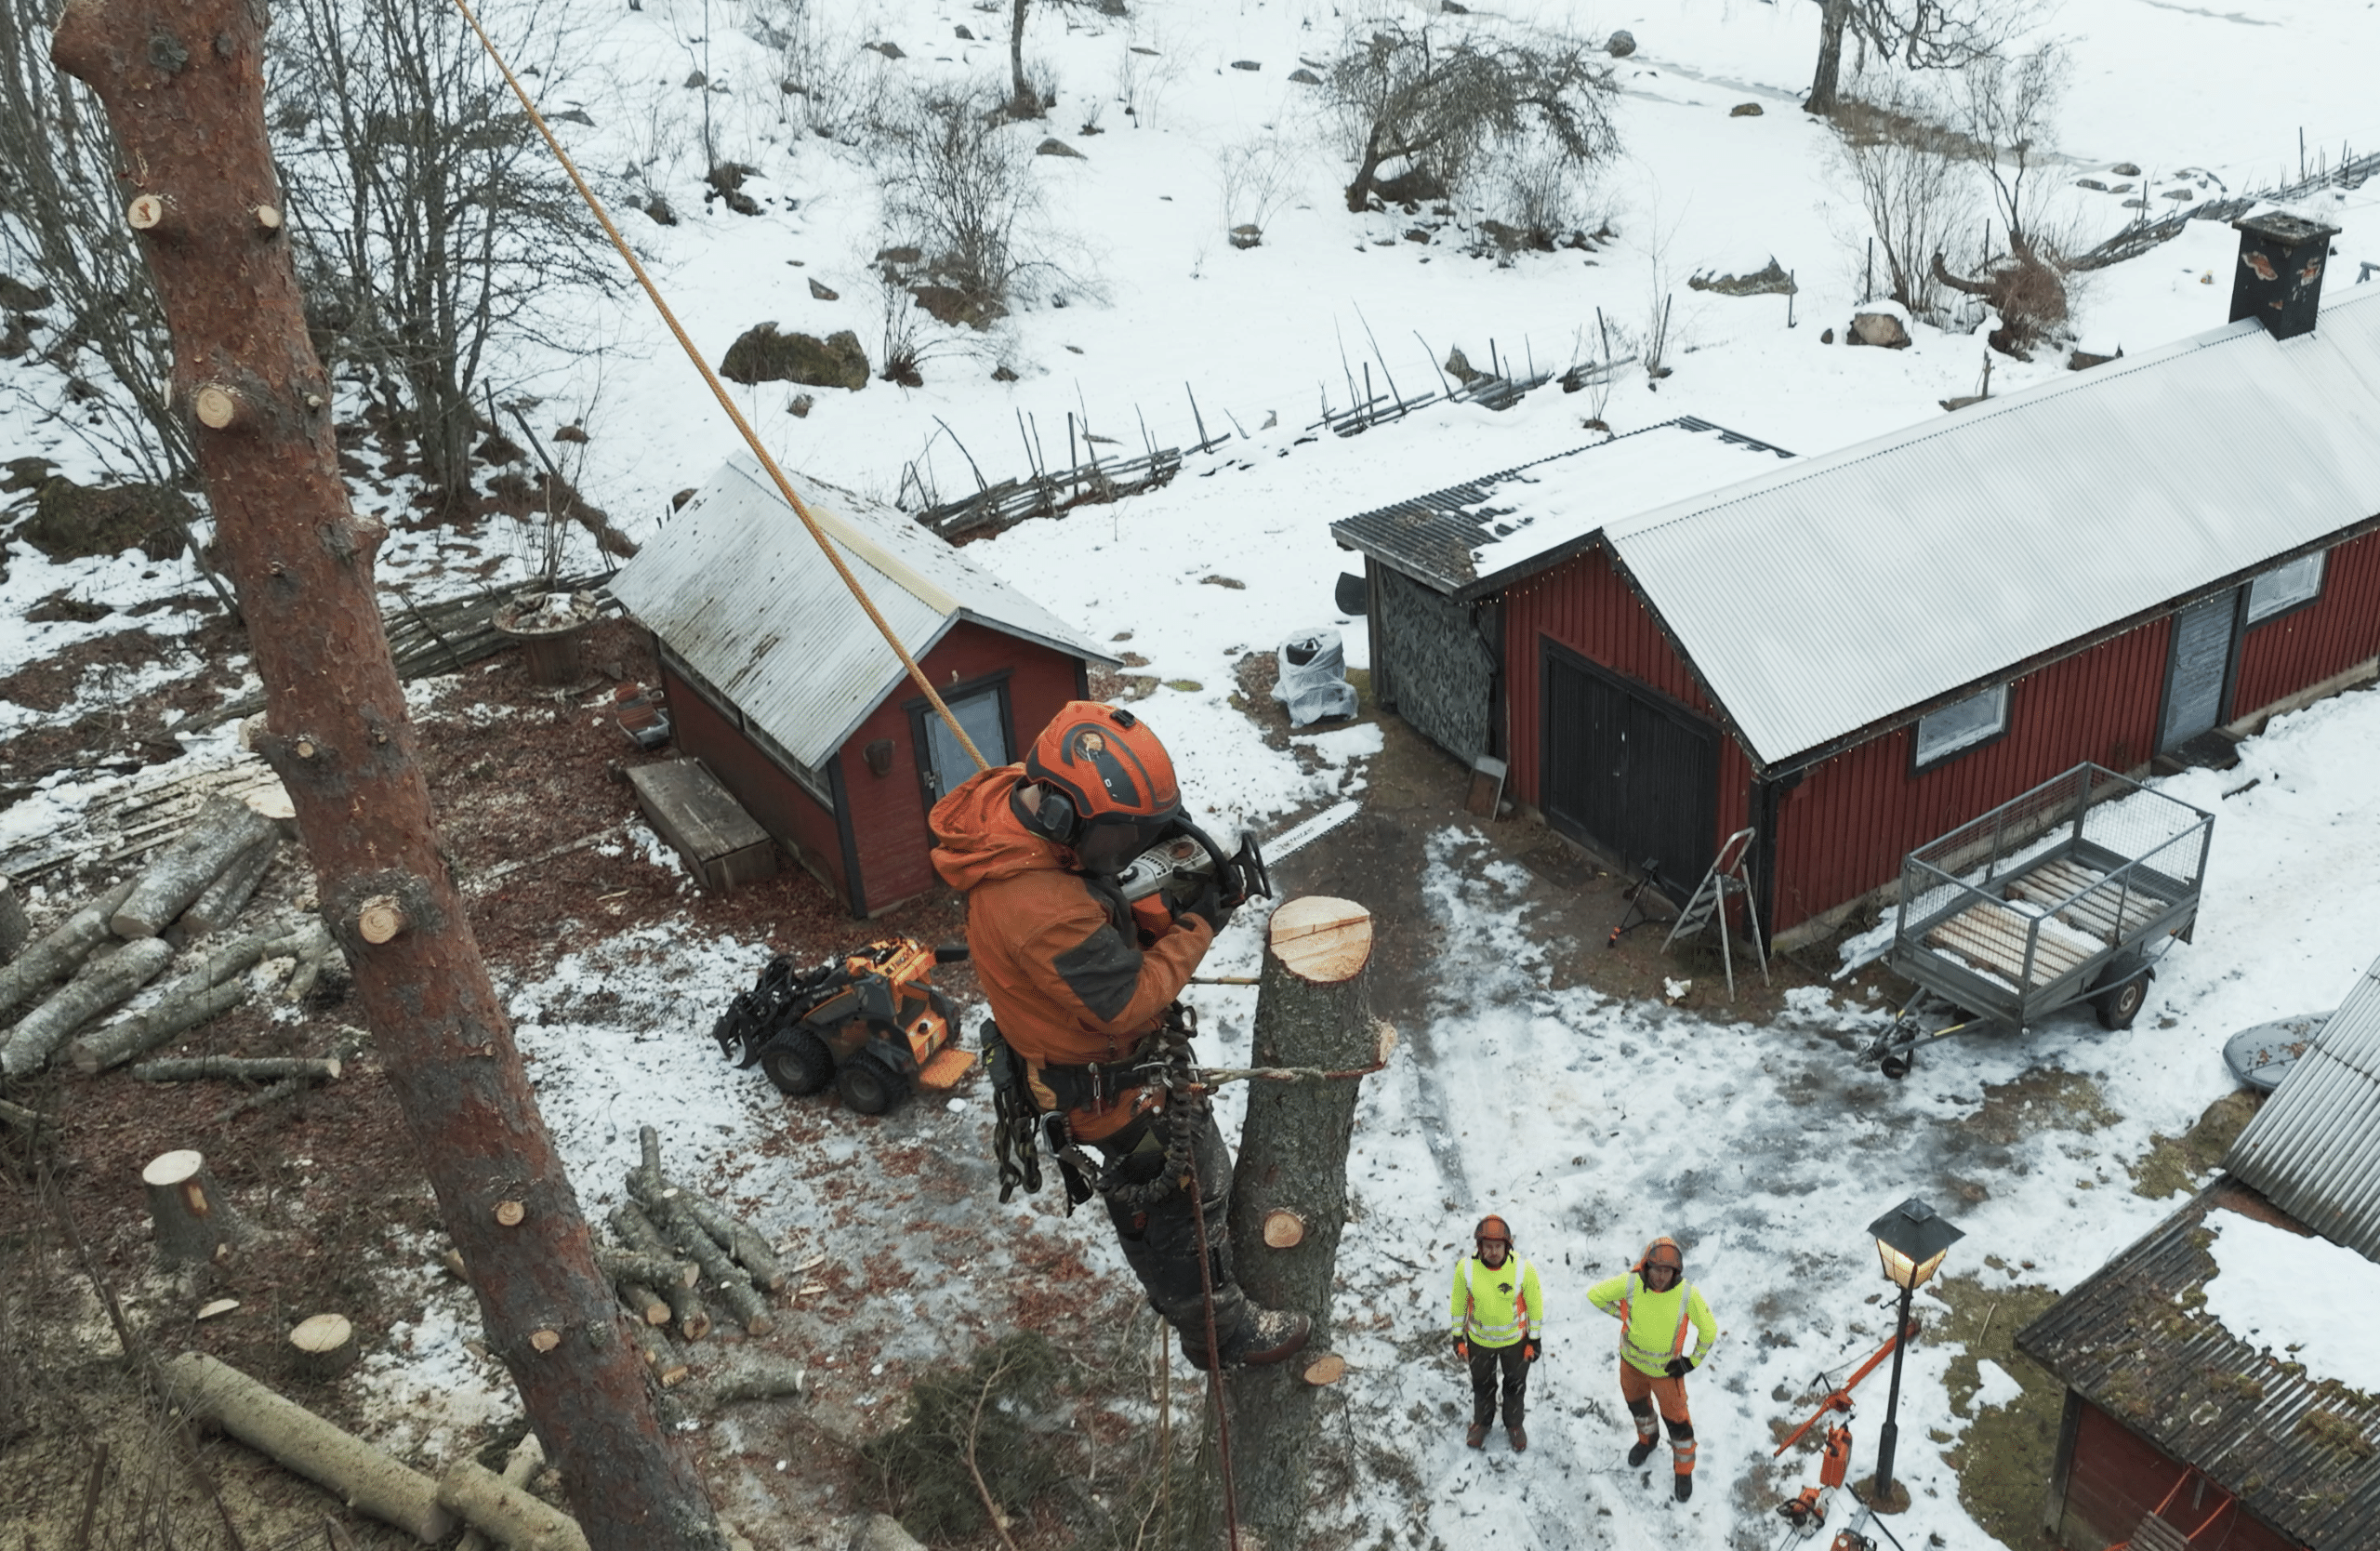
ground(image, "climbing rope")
xmin=448 ymin=0 xmax=988 ymax=774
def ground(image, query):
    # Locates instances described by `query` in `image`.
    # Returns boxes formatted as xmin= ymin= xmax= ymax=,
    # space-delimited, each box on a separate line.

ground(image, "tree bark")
xmin=1805 ymin=0 xmax=1853 ymax=114
xmin=167 ymin=835 xmax=279 ymax=945
xmin=143 ymin=1148 xmax=243 ymax=1266
xmin=3 ymin=935 xmax=174 ymax=1077
xmin=1223 ymin=897 xmax=1377 ymax=1550
xmin=457 ymin=1434 xmax=548 ymax=1551
xmin=0 ymin=876 xmax=29 ymax=964
xmin=134 ymin=1054 xmax=342 ymax=1083
xmin=1008 ymin=0 xmax=1032 ymax=113
xmin=157 ymin=1351 xmax=457 ymax=1543
xmin=111 ymin=793 xmax=280 ymax=939
xmin=51 ymin=7 xmax=725 ymax=1546
xmin=0 ymin=879 xmax=136 ymax=1024
xmin=438 ymin=1458 xmax=592 ymax=1551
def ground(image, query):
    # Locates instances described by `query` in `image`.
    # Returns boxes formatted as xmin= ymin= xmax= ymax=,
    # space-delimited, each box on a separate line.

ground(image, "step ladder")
xmin=1661 ymin=828 xmax=1768 ymax=1000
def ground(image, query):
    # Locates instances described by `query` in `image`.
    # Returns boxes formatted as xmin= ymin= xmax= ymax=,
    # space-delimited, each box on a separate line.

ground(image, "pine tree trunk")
xmin=1009 ymin=0 xmax=1032 ymax=113
xmin=1806 ymin=0 xmax=1853 ymax=114
xmin=1223 ymin=897 xmax=1376 ymax=1549
xmin=50 ymin=7 xmax=725 ymax=1547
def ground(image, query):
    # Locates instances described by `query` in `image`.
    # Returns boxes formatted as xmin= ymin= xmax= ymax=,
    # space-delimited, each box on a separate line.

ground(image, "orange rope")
xmin=448 ymin=0 xmax=988 ymax=774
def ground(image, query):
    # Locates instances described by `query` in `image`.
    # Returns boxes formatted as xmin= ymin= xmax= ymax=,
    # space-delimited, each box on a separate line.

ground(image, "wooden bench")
xmin=625 ymin=760 xmax=777 ymax=892
xmin=1926 ymin=899 xmax=2096 ymax=988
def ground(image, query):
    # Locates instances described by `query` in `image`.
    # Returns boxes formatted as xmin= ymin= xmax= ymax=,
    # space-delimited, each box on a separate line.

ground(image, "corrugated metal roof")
xmin=2016 ymin=1177 xmax=2380 ymax=1551
xmin=1328 ymin=418 xmax=1793 ymax=601
xmin=609 ymin=455 xmax=1115 ymax=771
xmin=2225 ymin=948 xmax=2380 ymax=1259
xmin=1608 ymin=288 xmax=2380 ymax=767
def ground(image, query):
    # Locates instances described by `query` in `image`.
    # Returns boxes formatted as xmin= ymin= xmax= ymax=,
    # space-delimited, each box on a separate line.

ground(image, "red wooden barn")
xmin=2016 ymin=949 xmax=2380 ymax=1550
xmin=610 ymin=456 xmax=1116 ymax=915
xmin=1334 ymin=215 xmax=2380 ymax=946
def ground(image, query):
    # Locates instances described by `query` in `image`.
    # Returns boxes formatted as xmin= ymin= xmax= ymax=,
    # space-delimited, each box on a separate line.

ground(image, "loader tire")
xmin=837 ymin=1052 xmax=907 ymax=1116
xmin=760 ymin=1032 xmax=836 ymax=1096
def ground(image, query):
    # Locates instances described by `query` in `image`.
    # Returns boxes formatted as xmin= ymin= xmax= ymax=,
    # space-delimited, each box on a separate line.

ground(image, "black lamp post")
xmin=1866 ymin=1197 xmax=1964 ymax=1509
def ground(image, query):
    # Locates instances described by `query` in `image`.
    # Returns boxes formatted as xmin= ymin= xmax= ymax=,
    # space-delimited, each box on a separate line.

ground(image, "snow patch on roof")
xmin=2202 ymin=1209 xmax=2380 ymax=1397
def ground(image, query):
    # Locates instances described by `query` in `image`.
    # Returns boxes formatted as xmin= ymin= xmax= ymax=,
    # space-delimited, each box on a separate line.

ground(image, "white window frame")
xmin=2245 ymin=550 xmax=2325 ymax=625
xmin=1913 ymin=684 xmax=2010 ymax=770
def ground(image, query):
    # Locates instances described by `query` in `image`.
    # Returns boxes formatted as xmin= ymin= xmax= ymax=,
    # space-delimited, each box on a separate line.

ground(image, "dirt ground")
xmin=0 ymin=614 xmax=1862 ymax=1551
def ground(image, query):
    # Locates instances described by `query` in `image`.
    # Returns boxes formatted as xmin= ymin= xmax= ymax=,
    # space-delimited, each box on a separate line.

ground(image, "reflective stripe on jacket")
xmin=1586 ymin=1271 xmax=1716 ymax=1376
xmin=1448 ymin=1253 xmax=1545 ymax=1348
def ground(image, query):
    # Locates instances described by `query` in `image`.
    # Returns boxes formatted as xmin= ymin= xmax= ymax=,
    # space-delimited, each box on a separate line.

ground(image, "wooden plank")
xmin=1928 ymin=903 xmax=2092 ymax=986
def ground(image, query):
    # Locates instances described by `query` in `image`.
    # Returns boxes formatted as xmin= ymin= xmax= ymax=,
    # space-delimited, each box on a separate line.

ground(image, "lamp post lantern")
xmin=1865 ymin=1197 xmax=1964 ymax=1510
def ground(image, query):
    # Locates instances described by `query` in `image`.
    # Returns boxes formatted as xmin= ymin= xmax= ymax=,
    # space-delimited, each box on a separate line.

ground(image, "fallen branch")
xmin=218 ymin=1077 xmax=312 ymax=1124
xmin=133 ymin=1055 xmax=342 ymax=1084
xmin=455 ymin=1434 xmax=545 ymax=1551
xmin=684 ymin=1352 xmax=806 ymax=1410
xmin=112 ymin=795 xmax=281 ymax=940
xmin=643 ymin=1187 xmax=773 ymax=1335
xmin=4 ymin=937 xmax=176 ymax=1076
xmin=0 ymin=1095 xmax=46 ymax=1131
xmin=435 ymin=1457 xmax=588 ymax=1551
xmin=69 ymin=916 xmax=317 ymax=1073
xmin=594 ymin=1248 xmax=699 ymax=1292
xmin=679 ymin=1192 xmax=787 ymax=1292
xmin=609 ymin=1204 xmax=709 ymax=1340
xmin=0 ymin=880 xmax=138 ymax=1024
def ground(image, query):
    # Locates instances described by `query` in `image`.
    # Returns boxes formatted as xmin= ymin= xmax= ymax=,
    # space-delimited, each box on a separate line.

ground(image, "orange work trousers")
xmin=1619 ymin=1360 xmax=1698 ymax=1475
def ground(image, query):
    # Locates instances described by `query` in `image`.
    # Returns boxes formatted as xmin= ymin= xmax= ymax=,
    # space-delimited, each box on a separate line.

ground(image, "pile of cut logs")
xmin=574 ymin=1124 xmax=810 ymax=1398
xmin=0 ymin=781 xmax=343 ymax=1106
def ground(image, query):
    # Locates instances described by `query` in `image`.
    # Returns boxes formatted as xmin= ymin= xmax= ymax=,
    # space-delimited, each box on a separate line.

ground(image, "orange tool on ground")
xmin=1773 ymin=1319 xmax=1916 ymax=1536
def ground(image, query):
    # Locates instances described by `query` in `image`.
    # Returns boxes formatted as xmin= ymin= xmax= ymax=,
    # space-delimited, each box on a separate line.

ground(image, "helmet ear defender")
xmin=1034 ymin=787 xmax=1080 ymax=844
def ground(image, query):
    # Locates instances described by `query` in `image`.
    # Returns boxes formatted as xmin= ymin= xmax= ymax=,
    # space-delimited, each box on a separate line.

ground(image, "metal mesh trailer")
xmin=1867 ymin=764 xmax=2215 ymax=1076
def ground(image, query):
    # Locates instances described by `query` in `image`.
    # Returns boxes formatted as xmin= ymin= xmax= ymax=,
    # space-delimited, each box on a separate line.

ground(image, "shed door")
xmin=1541 ymin=643 xmax=1717 ymax=899
xmin=2158 ymin=590 xmax=2241 ymax=752
xmin=919 ymin=685 xmax=1011 ymax=802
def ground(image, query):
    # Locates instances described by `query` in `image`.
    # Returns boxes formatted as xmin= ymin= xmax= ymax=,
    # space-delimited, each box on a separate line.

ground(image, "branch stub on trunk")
xmin=356 ymin=895 xmax=408 ymax=945
xmin=253 ymin=203 xmax=284 ymax=233
xmin=127 ymin=192 xmax=168 ymax=230
xmin=529 ymin=1329 xmax=562 ymax=1353
xmin=193 ymin=384 xmax=241 ymax=430
xmin=494 ymin=1199 xmax=526 ymax=1226
xmin=1262 ymin=1209 xmax=1306 ymax=1249
xmin=1301 ymin=1352 xmax=1347 ymax=1386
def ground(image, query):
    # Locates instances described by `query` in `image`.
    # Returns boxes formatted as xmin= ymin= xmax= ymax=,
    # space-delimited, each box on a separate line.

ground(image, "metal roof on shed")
xmin=1329 ymin=418 xmax=1793 ymax=601
xmin=2225 ymin=948 xmax=2380 ymax=1260
xmin=609 ymin=455 xmax=1114 ymax=771
xmin=1607 ymin=288 xmax=2380 ymax=767
xmin=2016 ymin=1177 xmax=2380 ymax=1551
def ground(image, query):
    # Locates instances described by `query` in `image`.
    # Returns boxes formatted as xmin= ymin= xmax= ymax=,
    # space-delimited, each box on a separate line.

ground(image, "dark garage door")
xmin=1542 ymin=643 xmax=1718 ymax=900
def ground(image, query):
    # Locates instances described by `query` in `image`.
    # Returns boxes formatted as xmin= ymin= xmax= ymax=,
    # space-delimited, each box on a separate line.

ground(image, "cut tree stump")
xmin=1221 ymin=896 xmax=1376 ymax=1549
xmin=0 ymin=876 xmax=28 ymax=964
xmin=287 ymin=1314 xmax=358 ymax=1381
xmin=4 ymin=935 xmax=174 ymax=1076
xmin=144 ymin=1149 xmax=243 ymax=1266
xmin=456 ymin=1434 xmax=546 ymax=1551
xmin=155 ymin=1352 xmax=456 ymax=1543
xmin=0 ymin=879 xmax=137 ymax=1024
xmin=168 ymin=836 xmax=279 ymax=945
xmin=436 ymin=1457 xmax=590 ymax=1551
xmin=134 ymin=1055 xmax=341 ymax=1084
xmin=111 ymin=794 xmax=281 ymax=939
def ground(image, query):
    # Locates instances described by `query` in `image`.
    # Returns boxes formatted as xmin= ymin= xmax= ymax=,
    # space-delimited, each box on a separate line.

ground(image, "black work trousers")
xmin=1094 ymin=1109 xmax=1251 ymax=1356
xmin=1469 ymin=1341 xmax=1529 ymax=1427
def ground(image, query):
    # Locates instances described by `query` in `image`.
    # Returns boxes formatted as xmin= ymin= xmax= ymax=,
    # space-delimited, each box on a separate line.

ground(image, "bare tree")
xmin=1804 ymin=0 xmax=2025 ymax=117
xmin=1953 ymin=42 xmax=2068 ymax=245
xmin=52 ymin=2 xmax=728 ymax=1545
xmin=873 ymin=77 xmax=1075 ymax=322
xmin=1831 ymin=91 xmax=1976 ymax=322
xmin=270 ymin=0 xmax=614 ymax=512
xmin=1325 ymin=19 xmax=1619 ymax=215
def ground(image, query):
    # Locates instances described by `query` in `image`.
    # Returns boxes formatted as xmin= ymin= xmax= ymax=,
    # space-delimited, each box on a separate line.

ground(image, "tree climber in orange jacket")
xmin=1587 ymin=1235 xmax=1718 ymax=1503
xmin=931 ymin=701 xmax=1309 ymax=1370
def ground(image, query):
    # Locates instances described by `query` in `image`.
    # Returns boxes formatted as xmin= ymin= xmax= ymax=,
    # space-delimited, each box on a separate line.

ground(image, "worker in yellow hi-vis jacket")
xmin=1448 ymin=1214 xmax=1545 ymax=1452
xmin=1587 ymin=1235 xmax=1717 ymax=1503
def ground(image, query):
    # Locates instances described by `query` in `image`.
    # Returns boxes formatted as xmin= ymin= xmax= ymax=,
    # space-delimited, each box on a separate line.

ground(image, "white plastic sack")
xmin=1272 ymin=627 xmax=1358 ymax=727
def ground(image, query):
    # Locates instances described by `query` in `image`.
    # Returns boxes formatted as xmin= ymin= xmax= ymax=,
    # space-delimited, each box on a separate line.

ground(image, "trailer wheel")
xmin=1880 ymin=1049 xmax=1915 ymax=1080
xmin=2092 ymin=969 xmax=2149 ymax=1031
xmin=760 ymin=1032 xmax=835 ymax=1096
xmin=837 ymin=1052 xmax=907 ymax=1116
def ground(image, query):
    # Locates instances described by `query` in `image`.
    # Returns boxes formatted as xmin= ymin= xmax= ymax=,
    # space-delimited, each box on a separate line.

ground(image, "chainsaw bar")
xmin=1261 ymin=799 xmax=1360 ymax=865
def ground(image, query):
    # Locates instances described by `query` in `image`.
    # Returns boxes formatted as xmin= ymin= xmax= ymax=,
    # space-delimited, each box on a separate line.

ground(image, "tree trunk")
xmin=111 ymin=792 xmax=280 ymax=939
xmin=1009 ymin=0 xmax=1032 ymax=114
xmin=0 ymin=879 xmax=136 ymax=1024
xmin=1805 ymin=0 xmax=1853 ymax=114
xmin=1223 ymin=897 xmax=1377 ymax=1550
xmin=51 ymin=8 xmax=726 ymax=1547
xmin=3 ymin=935 xmax=174 ymax=1076
xmin=157 ymin=1351 xmax=457 ymax=1544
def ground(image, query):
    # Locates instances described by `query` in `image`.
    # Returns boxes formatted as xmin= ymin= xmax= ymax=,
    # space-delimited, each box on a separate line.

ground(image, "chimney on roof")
xmin=2229 ymin=212 xmax=2342 ymax=341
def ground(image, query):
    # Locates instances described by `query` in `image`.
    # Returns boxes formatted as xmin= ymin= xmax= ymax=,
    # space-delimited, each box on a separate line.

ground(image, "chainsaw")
xmin=1112 ymin=795 xmax=1367 ymax=914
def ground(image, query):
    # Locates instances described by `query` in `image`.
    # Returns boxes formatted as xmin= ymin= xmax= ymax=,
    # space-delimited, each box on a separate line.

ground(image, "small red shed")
xmin=1336 ymin=215 xmax=2380 ymax=946
xmin=610 ymin=456 xmax=1116 ymax=915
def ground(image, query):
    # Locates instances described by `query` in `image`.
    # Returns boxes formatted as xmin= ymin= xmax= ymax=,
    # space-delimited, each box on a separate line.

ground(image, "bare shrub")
xmin=1480 ymin=133 xmax=1592 ymax=250
xmin=747 ymin=0 xmax=886 ymax=143
xmin=1830 ymin=90 xmax=1977 ymax=323
xmin=1324 ymin=18 xmax=1620 ymax=215
xmin=872 ymin=77 xmax=1076 ymax=320
xmin=1955 ymin=43 xmax=2070 ymax=245
xmin=1215 ymin=128 xmax=1302 ymax=238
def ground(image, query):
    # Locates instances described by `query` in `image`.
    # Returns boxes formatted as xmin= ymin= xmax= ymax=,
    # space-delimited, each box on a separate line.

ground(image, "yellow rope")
xmin=449 ymin=0 xmax=988 ymax=774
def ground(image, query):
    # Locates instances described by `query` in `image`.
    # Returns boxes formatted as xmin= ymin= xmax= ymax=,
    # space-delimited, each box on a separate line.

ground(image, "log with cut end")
xmin=622 ymin=1311 xmax=689 ymax=1386
xmin=680 ymin=1193 xmax=787 ymax=1291
xmin=218 ymin=1076 xmax=311 ymax=1124
xmin=0 ymin=880 xmax=137 ymax=1023
xmin=633 ymin=1123 xmax=665 ymax=1200
xmin=1300 ymin=1352 xmax=1347 ymax=1386
xmin=455 ymin=1434 xmax=546 ymax=1551
xmin=649 ymin=1189 xmax=771 ymax=1334
xmin=167 ymin=836 xmax=278 ymax=944
xmin=0 ymin=1096 xmax=45 ymax=1131
xmin=0 ymin=876 xmax=28 ymax=964
xmin=133 ymin=1055 xmax=342 ymax=1083
xmin=435 ymin=1457 xmax=589 ymax=1551
xmin=595 ymin=1249 xmax=698 ymax=1292
xmin=112 ymin=794 xmax=281 ymax=939
xmin=609 ymin=1204 xmax=708 ymax=1339
xmin=155 ymin=1351 xmax=456 ymax=1543
xmin=144 ymin=1148 xmax=244 ymax=1266
xmin=3 ymin=935 xmax=174 ymax=1076
xmin=66 ymin=921 xmax=298 ymax=1074
xmin=287 ymin=1313 xmax=357 ymax=1381
xmin=618 ymin=1280 xmax=670 ymax=1327
xmin=686 ymin=1352 xmax=808 ymax=1409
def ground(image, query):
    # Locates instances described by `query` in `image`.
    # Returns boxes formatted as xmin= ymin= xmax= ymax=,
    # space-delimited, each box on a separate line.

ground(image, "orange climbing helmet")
xmin=1475 ymin=1214 xmax=1514 ymax=1247
xmin=1635 ymin=1236 xmax=1685 ymax=1278
xmin=1017 ymin=701 xmax=1182 ymax=870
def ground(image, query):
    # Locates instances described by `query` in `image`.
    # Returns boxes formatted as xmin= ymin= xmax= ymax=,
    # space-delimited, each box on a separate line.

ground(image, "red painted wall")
xmin=2233 ymin=528 xmax=2380 ymax=716
xmin=661 ymin=657 xmax=850 ymax=898
xmin=840 ymin=621 xmax=1085 ymax=914
xmin=2056 ymin=1400 xmax=2303 ymax=1551
xmin=1768 ymin=621 xmax=2173 ymax=933
xmin=1503 ymin=547 xmax=1753 ymax=842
